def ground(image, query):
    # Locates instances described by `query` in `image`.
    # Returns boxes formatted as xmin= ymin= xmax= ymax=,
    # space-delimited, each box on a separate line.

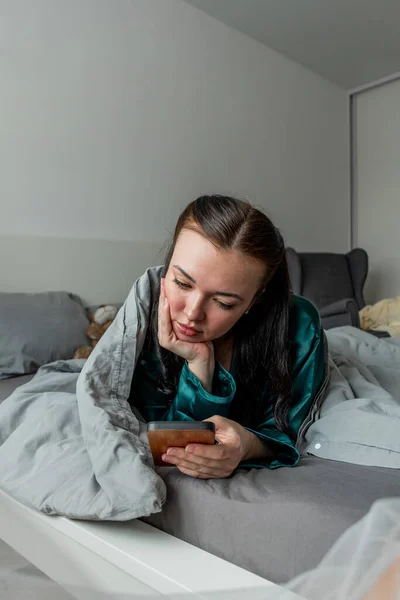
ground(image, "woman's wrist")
xmin=242 ymin=430 xmax=271 ymax=461
xmin=187 ymin=359 xmax=215 ymax=393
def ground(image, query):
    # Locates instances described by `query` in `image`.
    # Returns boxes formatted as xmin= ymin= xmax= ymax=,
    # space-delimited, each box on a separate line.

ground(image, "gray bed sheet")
xmin=0 ymin=375 xmax=34 ymax=403
xmin=144 ymin=459 xmax=400 ymax=584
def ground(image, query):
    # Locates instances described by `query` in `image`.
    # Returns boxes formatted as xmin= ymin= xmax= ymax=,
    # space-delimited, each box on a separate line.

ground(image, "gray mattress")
xmin=0 ymin=375 xmax=34 ymax=403
xmin=2 ymin=376 xmax=399 ymax=584
xmin=144 ymin=457 xmax=400 ymax=584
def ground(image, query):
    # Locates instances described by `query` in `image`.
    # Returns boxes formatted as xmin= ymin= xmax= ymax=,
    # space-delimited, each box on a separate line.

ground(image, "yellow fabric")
xmin=359 ymin=296 xmax=400 ymax=337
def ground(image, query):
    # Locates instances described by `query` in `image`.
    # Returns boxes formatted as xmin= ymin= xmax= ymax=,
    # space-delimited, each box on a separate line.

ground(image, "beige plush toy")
xmin=359 ymin=296 xmax=400 ymax=337
xmin=73 ymin=305 xmax=118 ymax=359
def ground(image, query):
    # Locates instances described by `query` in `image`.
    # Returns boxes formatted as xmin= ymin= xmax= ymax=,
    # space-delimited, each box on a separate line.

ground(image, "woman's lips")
xmin=176 ymin=322 xmax=200 ymax=337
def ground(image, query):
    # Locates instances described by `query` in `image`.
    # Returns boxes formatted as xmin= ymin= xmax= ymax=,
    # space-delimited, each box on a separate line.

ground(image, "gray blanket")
xmin=0 ymin=266 xmax=166 ymax=520
xmin=305 ymin=327 xmax=400 ymax=467
xmin=0 ymin=267 xmax=399 ymax=520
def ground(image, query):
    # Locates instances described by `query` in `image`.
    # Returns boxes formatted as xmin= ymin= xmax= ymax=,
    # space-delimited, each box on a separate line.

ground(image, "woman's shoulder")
xmin=289 ymin=295 xmax=322 ymax=338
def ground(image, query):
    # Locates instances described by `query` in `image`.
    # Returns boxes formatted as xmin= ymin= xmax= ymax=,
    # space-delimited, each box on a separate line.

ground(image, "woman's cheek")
xmin=165 ymin=285 xmax=184 ymax=316
xmin=210 ymin=313 xmax=236 ymax=337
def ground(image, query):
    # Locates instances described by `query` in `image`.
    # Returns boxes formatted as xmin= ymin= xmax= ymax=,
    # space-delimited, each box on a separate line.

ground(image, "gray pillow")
xmin=0 ymin=291 xmax=89 ymax=379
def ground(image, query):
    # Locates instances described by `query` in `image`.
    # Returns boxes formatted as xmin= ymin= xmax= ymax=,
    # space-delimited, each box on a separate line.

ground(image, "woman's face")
xmin=164 ymin=228 xmax=267 ymax=343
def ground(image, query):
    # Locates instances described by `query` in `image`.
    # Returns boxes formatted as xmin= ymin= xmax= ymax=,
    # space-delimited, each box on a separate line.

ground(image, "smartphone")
xmin=146 ymin=421 xmax=216 ymax=466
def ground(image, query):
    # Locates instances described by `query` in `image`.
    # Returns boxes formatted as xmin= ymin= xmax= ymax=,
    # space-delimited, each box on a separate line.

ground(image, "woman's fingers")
xmin=161 ymin=445 xmax=234 ymax=479
xmin=157 ymin=277 xmax=208 ymax=364
xmin=165 ymin=444 xmax=226 ymax=462
xmin=158 ymin=278 xmax=174 ymax=344
xmin=158 ymin=279 xmax=198 ymax=361
xmin=164 ymin=455 xmax=228 ymax=478
xmin=162 ymin=447 xmax=228 ymax=470
xmin=177 ymin=466 xmax=216 ymax=479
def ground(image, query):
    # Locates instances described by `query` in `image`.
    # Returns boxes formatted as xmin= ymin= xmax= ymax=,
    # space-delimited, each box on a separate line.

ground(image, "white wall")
xmin=1 ymin=0 xmax=349 ymax=257
xmin=355 ymin=78 xmax=400 ymax=303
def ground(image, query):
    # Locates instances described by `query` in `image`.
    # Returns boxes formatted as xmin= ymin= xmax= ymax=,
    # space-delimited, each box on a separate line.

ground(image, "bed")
xmin=0 ymin=376 xmax=296 ymax=599
xmin=1 ymin=374 xmax=400 ymax=599
xmin=0 ymin=236 xmax=399 ymax=598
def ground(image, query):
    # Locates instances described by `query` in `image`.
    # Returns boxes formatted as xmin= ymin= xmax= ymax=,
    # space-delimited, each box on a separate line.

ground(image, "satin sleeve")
xmin=163 ymin=361 xmax=236 ymax=422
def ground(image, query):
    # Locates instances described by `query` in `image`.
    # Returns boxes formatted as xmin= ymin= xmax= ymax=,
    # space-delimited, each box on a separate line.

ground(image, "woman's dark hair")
xmin=150 ymin=195 xmax=293 ymax=433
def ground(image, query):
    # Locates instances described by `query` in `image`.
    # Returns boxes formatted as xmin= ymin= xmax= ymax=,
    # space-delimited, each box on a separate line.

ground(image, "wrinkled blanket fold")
xmin=0 ymin=267 xmax=166 ymax=520
xmin=305 ymin=327 xmax=400 ymax=468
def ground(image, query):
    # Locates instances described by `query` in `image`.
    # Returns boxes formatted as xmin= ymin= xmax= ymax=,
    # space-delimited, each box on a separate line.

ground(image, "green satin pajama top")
xmin=129 ymin=295 xmax=325 ymax=469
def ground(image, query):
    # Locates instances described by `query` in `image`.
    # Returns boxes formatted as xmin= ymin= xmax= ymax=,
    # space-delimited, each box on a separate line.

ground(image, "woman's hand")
xmin=158 ymin=278 xmax=215 ymax=390
xmin=162 ymin=415 xmax=266 ymax=479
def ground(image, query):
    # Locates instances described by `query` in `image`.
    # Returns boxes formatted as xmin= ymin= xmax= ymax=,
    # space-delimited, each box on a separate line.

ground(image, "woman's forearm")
xmin=187 ymin=359 xmax=215 ymax=393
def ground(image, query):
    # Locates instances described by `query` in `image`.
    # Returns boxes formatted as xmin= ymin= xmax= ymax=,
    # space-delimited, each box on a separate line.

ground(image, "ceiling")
xmin=183 ymin=0 xmax=400 ymax=90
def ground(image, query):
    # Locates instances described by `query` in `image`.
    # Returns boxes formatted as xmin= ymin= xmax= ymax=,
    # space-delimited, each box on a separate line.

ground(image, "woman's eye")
xmin=172 ymin=278 xmax=235 ymax=310
xmin=216 ymin=301 xmax=235 ymax=311
xmin=173 ymin=278 xmax=191 ymax=289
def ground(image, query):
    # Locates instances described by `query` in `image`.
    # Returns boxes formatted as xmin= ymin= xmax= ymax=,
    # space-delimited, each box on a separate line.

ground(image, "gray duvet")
xmin=0 ymin=267 xmax=166 ymax=520
xmin=0 ymin=267 xmax=399 ymax=521
xmin=305 ymin=327 xmax=400 ymax=467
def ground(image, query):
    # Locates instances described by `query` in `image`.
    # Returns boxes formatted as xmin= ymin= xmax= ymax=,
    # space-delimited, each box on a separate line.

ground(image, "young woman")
xmin=129 ymin=195 xmax=326 ymax=479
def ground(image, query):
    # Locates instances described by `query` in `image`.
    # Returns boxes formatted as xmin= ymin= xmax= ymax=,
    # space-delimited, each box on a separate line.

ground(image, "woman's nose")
xmin=184 ymin=295 xmax=205 ymax=322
